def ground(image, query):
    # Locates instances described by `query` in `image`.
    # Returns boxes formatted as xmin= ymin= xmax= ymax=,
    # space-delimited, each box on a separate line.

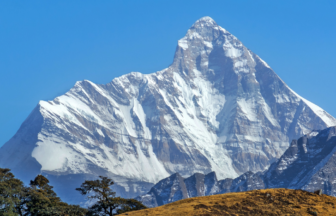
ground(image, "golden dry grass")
xmin=121 ymin=188 xmax=336 ymax=216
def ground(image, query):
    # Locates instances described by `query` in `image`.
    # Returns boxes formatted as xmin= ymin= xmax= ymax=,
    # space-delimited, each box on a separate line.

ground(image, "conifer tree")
xmin=26 ymin=175 xmax=61 ymax=215
xmin=0 ymin=168 xmax=27 ymax=216
xmin=1 ymin=169 xmax=145 ymax=215
xmin=116 ymin=199 xmax=147 ymax=214
xmin=26 ymin=174 xmax=87 ymax=216
xmin=76 ymin=176 xmax=146 ymax=215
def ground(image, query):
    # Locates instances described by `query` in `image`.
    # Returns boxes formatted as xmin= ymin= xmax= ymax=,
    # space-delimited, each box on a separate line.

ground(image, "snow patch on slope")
xmin=287 ymin=86 xmax=336 ymax=127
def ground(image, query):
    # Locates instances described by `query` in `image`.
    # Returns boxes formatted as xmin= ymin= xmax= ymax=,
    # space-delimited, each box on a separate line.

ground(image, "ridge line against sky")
xmin=1 ymin=0 xmax=336 ymax=147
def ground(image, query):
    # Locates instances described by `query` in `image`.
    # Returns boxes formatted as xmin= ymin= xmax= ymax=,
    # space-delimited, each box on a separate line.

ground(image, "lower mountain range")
xmin=137 ymin=126 xmax=336 ymax=207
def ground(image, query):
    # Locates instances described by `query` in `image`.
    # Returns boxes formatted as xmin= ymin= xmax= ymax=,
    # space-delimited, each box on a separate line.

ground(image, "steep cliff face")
xmin=1 ymin=17 xmax=335 ymax=202
xmin=138 ymin=126 xmax=336 ymax=208
xmin=264 ymin=126 xmax=336 ymax=194
xmin=138 ymin=172 xmax=219 ymax=208
xmin=137 ymin=170 xmax=267 ymax=208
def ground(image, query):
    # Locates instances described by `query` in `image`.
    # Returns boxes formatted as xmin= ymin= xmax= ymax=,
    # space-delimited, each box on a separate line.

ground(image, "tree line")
xmin=0 ymin=168 xmax=146 ymax=216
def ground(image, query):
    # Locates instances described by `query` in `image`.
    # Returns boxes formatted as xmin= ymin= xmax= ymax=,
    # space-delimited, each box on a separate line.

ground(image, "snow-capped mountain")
xmin=0 ymin=16 xmax=335 ymax=203
xmin=138 ymin=126 xmax=336 ymax=208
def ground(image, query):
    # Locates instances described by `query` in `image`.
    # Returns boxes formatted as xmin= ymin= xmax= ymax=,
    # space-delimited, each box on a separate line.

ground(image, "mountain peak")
xmin=189 ymin=16 xmax=228 ymax=34
xmin=174 ymin=16 xmax=243 ymax=75
xmin=193 ymin=16 xmax=217 ymax=26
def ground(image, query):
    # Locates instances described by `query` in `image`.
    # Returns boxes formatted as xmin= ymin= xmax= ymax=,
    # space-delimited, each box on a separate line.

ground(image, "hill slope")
xmin=124 ymin=189 xmax=336 ymax=216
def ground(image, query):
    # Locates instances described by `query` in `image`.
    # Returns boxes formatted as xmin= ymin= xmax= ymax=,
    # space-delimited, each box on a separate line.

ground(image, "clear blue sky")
xmin=1 ymin=0 xmax=336 ymax=147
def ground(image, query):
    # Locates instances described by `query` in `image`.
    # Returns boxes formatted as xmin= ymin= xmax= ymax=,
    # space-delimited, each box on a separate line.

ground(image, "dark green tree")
xmin=25 ymin=175 xmax=61 ymax=215
xmin=26 ymin=174 xmax=88 ymax=216
xmin=0 ymin=169 xmax=87 ymax=216
xmin=116 ymin=199 xmax=146 ymax=214
xmin=0 ymin=168 xmax=28 ymax=216
xmin=1 ymin=170 xmax=145 ymax=215
xmin=76 ymin=176 xmax=119 ymax=216
xmin=76 ymin=176 xmax=146 ymax=215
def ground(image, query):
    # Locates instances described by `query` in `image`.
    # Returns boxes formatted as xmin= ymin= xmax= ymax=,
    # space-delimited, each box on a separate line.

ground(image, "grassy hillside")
xmin=121 ymin=189 xmax=336 ymax=215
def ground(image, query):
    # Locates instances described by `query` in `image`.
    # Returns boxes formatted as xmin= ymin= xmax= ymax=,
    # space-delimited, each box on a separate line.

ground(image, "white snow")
xmin=223 ymin=39 xmax=242 ymax=58
xmin=237 ymin=98 xmax=258 ymax=122
xmin=132 ymin=98 xmax=152 ymax=139
xmin=257 ymin=56 xmax=271 ymax=68
xmin=96 ymin=128 xmax=105 ymax=137
xmin=287 ymin=86 xmax=336 ymax=127
xmin=274 ymin=94 xmax=290 ymax=103
xmin=188 ymin=31 xmax=202 ymax=40
xmin=234 ymin=60 xmax=247 ymax=68
xmin=219 ymin=26 xmax=227 ymax=34
xmin=178 ymin=38 xmax=188 ymax=50
xmin=202 ymin=61 xmax=209 ymax=66
xmin=309 ymin=131 xmax=319 ymax=137
xmin=32 ymin=134 xmax=88 ymax=173
xmin=248 ymin=50 xmax=255 ymax=62
xmin=204 ymin=41 xmax=213 ymax=48
xmin=118 ymin=103 xmax=137 ymax=137
xmin=301 ymin=98 xmax=336 ymax=126
xmin=197 ymin=16 xmax=216 ymax=25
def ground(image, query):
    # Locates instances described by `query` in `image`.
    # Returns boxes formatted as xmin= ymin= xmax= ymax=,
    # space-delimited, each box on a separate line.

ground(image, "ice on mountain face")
xmin=32 ymin=134 xmax=88 ymax=173
xmin=309 ymin=131 xmax=319 ymax=137
xmin=223 ymin=40 xmax=243 ymax=58
xmin=96 ymin=128 xmax=105 ymax=137
xmin=178 ymin=38 xmax=188 ymax=50
xmin=1 ymin=16 xmax=336 ymax=202
xmin=257 ymin=56 xmax=271 ymax=68
xmin=196 ymin=16 xmax=216 ymax=24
